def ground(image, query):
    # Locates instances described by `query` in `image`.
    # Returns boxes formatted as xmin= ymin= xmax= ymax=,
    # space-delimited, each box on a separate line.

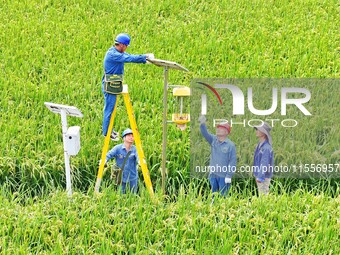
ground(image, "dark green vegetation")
xmin=0 ymin=0 xmax=339 ymax=254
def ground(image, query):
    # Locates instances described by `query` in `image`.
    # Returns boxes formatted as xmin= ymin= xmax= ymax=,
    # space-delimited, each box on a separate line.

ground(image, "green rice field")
xmin=0 ymin=0 xmax=339 ymax=253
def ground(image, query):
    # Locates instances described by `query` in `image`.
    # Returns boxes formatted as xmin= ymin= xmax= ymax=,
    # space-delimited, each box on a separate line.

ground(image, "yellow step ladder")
xmin=95 ymin=85 xmax=154 ymax=197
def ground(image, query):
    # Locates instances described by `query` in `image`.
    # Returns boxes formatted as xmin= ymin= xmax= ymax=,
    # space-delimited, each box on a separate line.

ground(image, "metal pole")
xmin=161 ymin=67 xmax=169 ymax=194
xmin=60 ymin=109 xmax=72 ymax=196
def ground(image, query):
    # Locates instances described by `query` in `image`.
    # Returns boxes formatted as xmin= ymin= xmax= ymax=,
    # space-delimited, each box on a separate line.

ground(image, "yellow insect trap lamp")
xmin=171 ymin=86 xmax=191 ymax=131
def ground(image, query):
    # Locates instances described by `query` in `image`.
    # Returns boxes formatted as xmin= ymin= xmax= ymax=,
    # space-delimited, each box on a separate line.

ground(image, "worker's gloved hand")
xmin=198 ymin=115 xmax=206 ymax=125
xmin=145 ymin=53 xmax=155 ymax=64
xmin=145 ymin=53 xmax=154 ymax=60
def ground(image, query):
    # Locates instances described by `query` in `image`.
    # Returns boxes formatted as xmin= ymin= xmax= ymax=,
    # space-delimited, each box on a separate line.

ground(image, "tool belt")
xmin=110 ymin=151 xmax=132 ymax=185
xmin=104 ymin=74 xmax=123 ymax=94
xmin=110 ymin=165 xmax=123 ymax=185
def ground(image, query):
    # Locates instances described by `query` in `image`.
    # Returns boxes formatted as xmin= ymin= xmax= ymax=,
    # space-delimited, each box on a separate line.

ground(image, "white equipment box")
xmin=65 ymin=126 xmax=81 ymax=156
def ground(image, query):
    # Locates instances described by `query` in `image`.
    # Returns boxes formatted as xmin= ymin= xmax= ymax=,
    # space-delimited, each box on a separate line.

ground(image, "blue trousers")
xmin=102 ymin=91 xmax=117 ymax=136
xmin=209 ymin=177 xmax=231 ymax=197
xmin=120 ymin=179 xmax=138 ymax=194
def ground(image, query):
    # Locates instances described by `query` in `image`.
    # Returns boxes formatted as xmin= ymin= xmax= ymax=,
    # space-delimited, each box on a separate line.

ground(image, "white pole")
xmin=201 ymin=94 xmax=207 ymax=115
xmin=60 ymin=109 xmax=72 ymax=196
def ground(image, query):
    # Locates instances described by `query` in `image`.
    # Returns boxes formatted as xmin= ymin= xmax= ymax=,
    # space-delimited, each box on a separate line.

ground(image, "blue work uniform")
xmin=253 ymin=140 xmax=274 ymax=182
xmin=102 ymin=47 xmax=146 ymax=136
xmin=200 ymin=124 xmax=237 ymax=196
xmin=106 ymin=144 xmax=139 ymax=193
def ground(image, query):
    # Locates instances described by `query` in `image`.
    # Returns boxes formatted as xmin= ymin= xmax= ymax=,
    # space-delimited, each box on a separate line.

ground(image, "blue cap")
xmin=122 ymin=128 xmax=133 ymax=138
xmin=115 ymin=33 xmax=131 ymax=46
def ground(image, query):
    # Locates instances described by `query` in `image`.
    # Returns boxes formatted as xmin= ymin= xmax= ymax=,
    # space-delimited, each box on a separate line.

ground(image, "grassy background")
xmin=1 ymin=0 xmax=339 ymax=191
xmin=0 ymin=0 xmax=339 ymax=253
xmin=1 ymin=0 xmax=339 ymax=193
xmin=0 ymin=185 xmax=339 ymax=254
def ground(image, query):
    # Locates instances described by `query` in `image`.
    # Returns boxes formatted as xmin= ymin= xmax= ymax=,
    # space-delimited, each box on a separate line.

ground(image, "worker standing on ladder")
xmin=102 ymin=33 xmax=153 ymax=140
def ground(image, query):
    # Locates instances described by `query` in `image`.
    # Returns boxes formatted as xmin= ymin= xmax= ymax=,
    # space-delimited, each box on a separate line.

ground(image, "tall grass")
xmin=0 ymin=1 xmax=339 ymax=194
xmin=0 ymin=1 xmax=339 ymax=253
xmin=0 ymin=185 xmax=339 ymax=254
